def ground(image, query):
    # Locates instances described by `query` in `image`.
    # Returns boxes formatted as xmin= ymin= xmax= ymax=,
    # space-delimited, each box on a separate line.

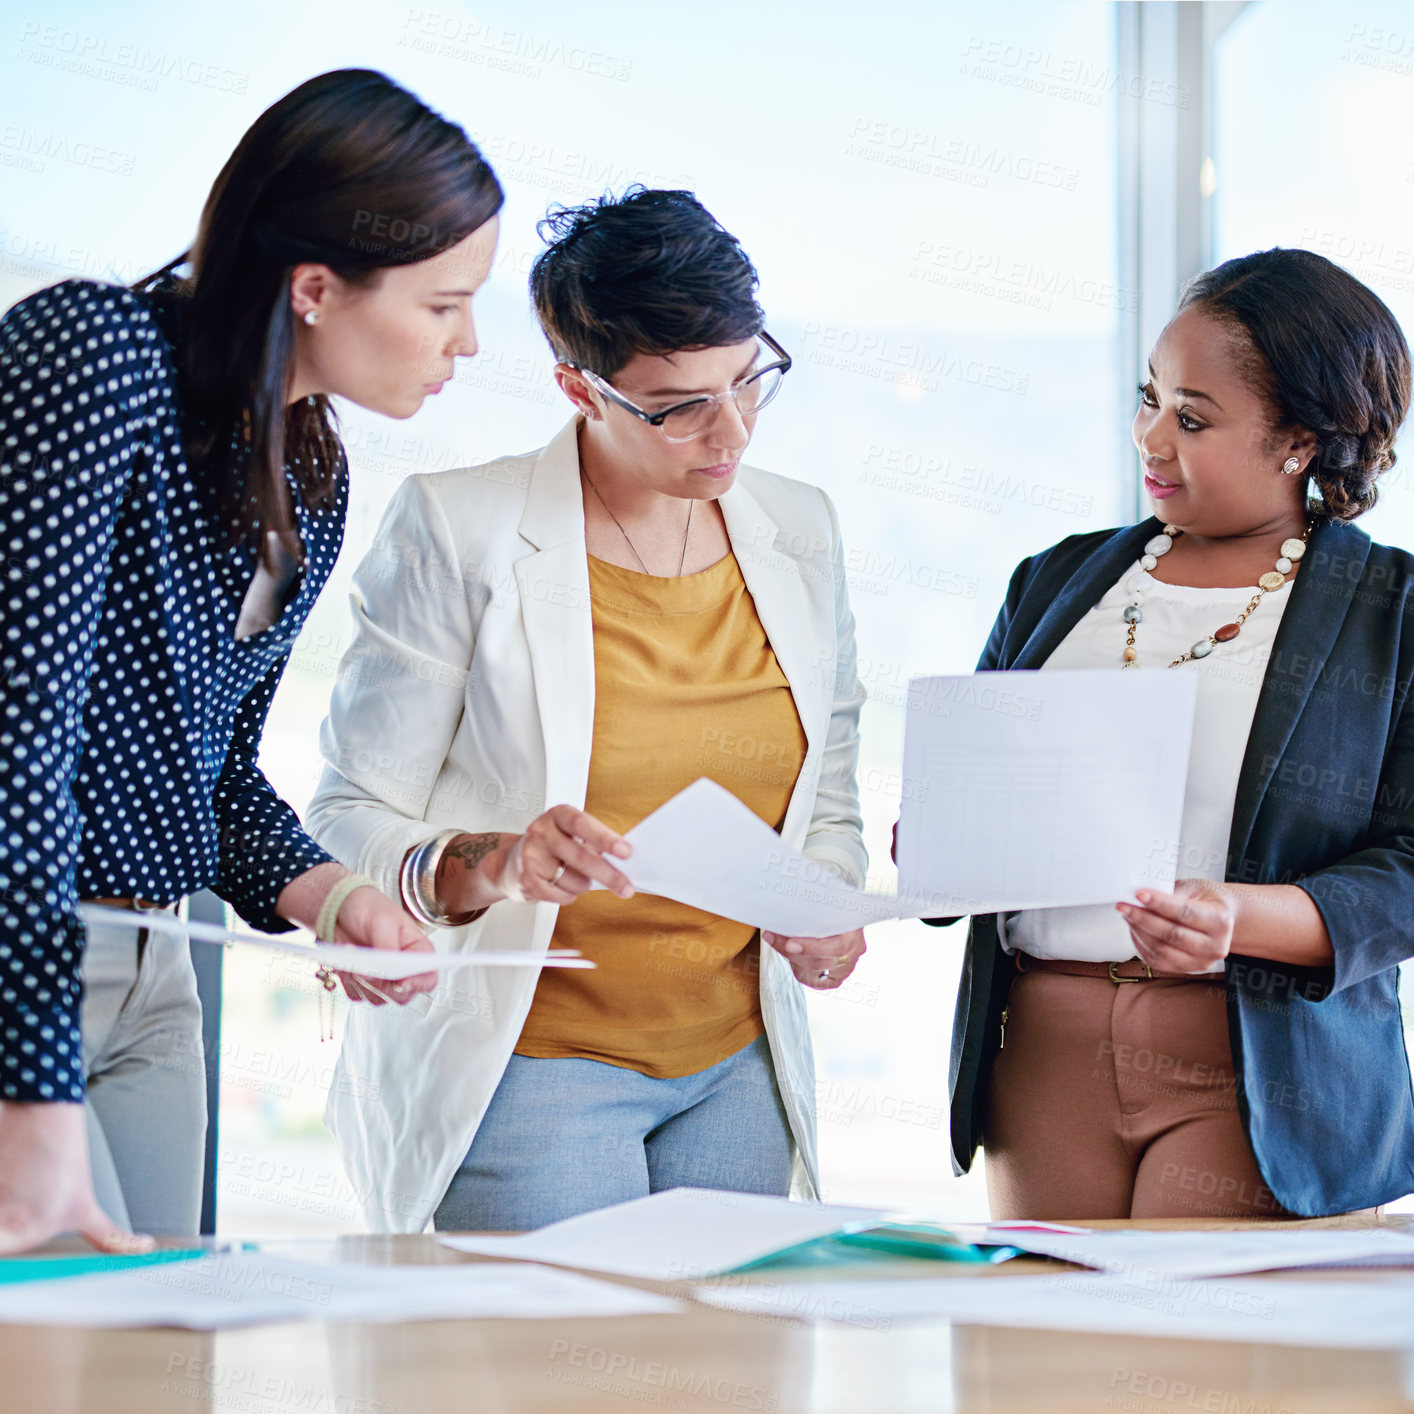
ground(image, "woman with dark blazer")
xmin=943 ymin=248 xmax=1414 ymax=1220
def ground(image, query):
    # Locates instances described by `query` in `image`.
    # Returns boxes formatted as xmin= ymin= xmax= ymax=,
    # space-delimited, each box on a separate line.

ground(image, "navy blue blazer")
xmin=942 ymin=513 xmax=1414 ymax=1216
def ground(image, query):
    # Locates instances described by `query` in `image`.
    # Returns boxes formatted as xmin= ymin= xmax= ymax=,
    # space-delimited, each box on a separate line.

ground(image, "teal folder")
xmin=0 ymin=1245 xmax=252 ymax=1285
xmin=728 ymin=1222 xmax=1021 ymax=1272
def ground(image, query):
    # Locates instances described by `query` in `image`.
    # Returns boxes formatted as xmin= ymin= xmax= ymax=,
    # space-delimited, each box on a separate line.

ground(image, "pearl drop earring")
xmin=303 ymin=310 xmax=318 ymax=327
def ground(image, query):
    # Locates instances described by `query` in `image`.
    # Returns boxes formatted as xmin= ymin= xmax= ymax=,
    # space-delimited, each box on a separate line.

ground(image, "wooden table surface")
xmin=5 ymin=1217 xmax=1413 ymax=1414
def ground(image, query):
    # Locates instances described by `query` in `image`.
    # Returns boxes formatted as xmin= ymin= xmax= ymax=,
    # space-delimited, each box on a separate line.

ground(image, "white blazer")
xmin=307 ymin=417 xmax=867 ymax=1232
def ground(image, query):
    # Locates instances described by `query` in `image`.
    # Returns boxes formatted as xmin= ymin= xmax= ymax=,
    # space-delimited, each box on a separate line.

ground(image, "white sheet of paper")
xmin=442 ymin=1188 xmax=887 ymax=1281
xmin=0 ymin=1253 xmax=683 ymax=1328
xmin=78 ymin=905 xmax=593 ymax=979
xmin=593 ymin=671 xmax=1196 ymax=937
xmin=603 ymin=779 xmax=909 ymax=937
xmin=965 ymin=1225 xmax=1414 ymax=1280
xmin=692 ymin=1272 xmax=1414 ymax=1349
xmin=895 ymin=670 xmax=1197 ymax=913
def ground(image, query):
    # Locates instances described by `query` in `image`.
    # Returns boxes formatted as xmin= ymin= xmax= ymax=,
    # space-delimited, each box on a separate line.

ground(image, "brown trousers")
xmin=982 ymin=966 xmax=1288 ymax=1221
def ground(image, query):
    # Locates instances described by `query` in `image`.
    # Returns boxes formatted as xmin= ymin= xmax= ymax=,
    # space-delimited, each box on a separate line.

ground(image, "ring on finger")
xmin=817 ymin=968 xmax=832 ymax=982
xmin=549 ymin=863 xmax=567 ymax=887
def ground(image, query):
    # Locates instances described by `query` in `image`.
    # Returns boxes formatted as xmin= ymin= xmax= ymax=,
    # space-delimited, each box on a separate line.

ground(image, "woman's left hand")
xmin=762 ymin=928 xmax=867 ymax=991
xmin=1116 ymin=880 xmax=1236 ymax=974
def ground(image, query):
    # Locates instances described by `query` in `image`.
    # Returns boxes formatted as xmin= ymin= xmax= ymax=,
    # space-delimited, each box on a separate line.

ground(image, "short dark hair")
xmin=529 ymin=187 xmax=764 ymax=378
xmin=1178 ymin=248 xmax=1411 ymax=522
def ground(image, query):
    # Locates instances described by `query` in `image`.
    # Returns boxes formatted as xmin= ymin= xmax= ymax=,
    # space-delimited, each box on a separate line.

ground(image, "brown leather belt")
xmin=1014 ymin=953 xmax=1219 ymax=985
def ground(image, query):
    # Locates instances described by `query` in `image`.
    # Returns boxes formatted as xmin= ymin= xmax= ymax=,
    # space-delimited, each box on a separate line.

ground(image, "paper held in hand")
xmin=601 ymin=669 xmax=1197 ymax=936
xmin=77 ymin=904 xmax=594 ymax=979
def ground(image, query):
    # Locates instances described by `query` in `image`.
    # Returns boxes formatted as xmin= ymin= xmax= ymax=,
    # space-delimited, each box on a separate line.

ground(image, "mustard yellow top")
xmin=515 ymin=550 xmax=808 ymax=1078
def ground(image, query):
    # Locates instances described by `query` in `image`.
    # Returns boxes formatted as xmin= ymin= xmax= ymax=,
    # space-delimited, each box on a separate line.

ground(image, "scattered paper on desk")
xmin=595 ymin=671 xmax=1196 ymax=936
xmin=443 ymin=1188 xmax=888 ymax=1281
xmin=969 ymin=1225 xmax=1414 ymax=1280
xmin=692 ymin=1272 xmax=1414 ymax=1350
xmin=0 ymin=1252 xmax=683 ymax=1328
xmin=894 ymin=670 xmax=1196 ymax=913
xmin=79 ymin=904 xmax=594 ymax=979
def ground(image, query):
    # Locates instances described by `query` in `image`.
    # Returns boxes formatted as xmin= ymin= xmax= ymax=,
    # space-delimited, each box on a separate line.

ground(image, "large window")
xmin=1 ymin=0 xmax=1127 ymax=1230
xmin=1213 ymin=0 xmax=1414 ymax=547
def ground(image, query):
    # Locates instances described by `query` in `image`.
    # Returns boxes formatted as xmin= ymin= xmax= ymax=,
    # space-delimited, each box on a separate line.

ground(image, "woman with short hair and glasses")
xmin=307 ymin=187 xmax=869 ymax=1232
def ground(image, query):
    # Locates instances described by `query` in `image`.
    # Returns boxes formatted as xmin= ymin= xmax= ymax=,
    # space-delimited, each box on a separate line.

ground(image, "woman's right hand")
xmin=491 ymin=805 xmax=635 ymax=906
xmin=0 ymin=1101 xmax=153 ymax=1255
xmin=277 ymin=862 xmax=438 ymax=1006
xmin=330 ymin=882 xmax=439 ymax=1005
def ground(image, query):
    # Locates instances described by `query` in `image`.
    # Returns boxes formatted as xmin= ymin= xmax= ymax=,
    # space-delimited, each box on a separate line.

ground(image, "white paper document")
xmin=79 ymin=904 xmax=594 ymax=979
xmin=600 ymin=670 xmax=1196 ymax=936
xmin=968 ymin=1225 xmax=1414 ymax=1280
xmin=442 ymin=1188 xmax=888 ymax=1281
xmin=692 ymin=1272 xmax=1414 ymax=1350
xmin=894 ymin=669 xmax=1197 ymax=913
xmin=607 ymin=780 xmax=910 ymax=937
xmin=0 ymin=1252 xmax=683 ymax=1328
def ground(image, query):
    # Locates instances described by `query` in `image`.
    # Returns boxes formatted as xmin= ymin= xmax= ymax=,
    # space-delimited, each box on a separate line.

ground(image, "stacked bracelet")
xmin=315 ymin=874 xmax=379 ymax=944
xmin=399 ymin=829 xmax=488 ymax=929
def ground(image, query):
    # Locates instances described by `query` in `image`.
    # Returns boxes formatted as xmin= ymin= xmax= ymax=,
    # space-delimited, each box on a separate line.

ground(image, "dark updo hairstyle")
xmin=529 ymin=187 xmax=764 ymax=379
xmin=1177 ymin=248 xmax=1410 ymax=521
xmin=135 ymin=69 xmax=503 ymax=552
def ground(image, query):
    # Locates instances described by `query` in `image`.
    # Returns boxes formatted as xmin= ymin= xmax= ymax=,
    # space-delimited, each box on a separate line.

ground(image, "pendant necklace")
xmin=1121 ymin=523 xmax=1311 ymax=668
xmin=583 ymin=469 xmax=693 ymax=577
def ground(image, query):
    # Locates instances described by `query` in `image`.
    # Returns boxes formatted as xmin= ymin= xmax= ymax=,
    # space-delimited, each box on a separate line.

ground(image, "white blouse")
xmin=1003 ymin=561 xmax=1292 ymax=964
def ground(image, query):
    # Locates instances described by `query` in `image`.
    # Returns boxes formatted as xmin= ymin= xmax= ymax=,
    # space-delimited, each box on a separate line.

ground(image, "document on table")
xmin=445 ymin=1188 xmax=1414 ymax=1286
xmin=0 ymin=1251 xmax=684 ymax=1328
xmin=79 ymin=904 xmax=594 ymax=979
xmin=692 ymin=1272 xmax=1414 ymax=1350
xmin=443 ymin=1188 xmax=889 ymax=1281
xmin=598 ymin=670 xmax=1197 ymax=936
xmin=964 ymin=1224 xmax=1414 ymax=1280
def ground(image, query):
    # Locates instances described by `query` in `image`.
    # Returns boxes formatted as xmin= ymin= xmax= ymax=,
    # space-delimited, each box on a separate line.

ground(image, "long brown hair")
xmin=135 ymin=69 xmax=502 ymax=550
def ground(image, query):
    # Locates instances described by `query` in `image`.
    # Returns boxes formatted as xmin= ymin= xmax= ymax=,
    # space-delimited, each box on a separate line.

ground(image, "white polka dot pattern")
xmin=0 ymin=280 xmax=344 ymax=1102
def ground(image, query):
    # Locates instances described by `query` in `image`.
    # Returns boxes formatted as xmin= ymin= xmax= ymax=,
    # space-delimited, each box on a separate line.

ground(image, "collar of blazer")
xmin=513 ymin=416 xmax=826 ymax=821
xmin=1003 ymin=511 xmax=1373 ymax=872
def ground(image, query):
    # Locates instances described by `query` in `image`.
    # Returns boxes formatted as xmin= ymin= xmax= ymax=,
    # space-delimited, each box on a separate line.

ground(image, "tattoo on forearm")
xmin=445 ymin=833 xmax=501 ymax=872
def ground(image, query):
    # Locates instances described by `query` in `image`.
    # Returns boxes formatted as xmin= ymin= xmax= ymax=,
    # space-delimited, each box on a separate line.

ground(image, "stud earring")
xmin=303 ymin=310 xmax=319 ymax=327
xmin=1282 ymin=457 xmax=1301 ymax=475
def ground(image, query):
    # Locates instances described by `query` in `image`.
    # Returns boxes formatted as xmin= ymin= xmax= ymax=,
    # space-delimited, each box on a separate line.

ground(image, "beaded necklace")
xmin=1121 ymin=523 xmax=1311 ymax=669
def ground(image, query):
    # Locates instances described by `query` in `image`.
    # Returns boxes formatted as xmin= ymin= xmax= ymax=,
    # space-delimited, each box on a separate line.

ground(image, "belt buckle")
xmin=1108 ymin=960 xmax=1154 ymax=985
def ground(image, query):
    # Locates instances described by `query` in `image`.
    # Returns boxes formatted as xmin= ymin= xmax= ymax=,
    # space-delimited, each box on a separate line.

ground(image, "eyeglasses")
xmin=573 ymin=331 xmax=792 ymax=443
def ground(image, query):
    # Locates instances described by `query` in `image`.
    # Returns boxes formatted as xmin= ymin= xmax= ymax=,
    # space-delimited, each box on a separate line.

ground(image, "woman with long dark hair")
xmin=943 ymin=248 xmax=1414 ymax=1219
xmin=0 ymin=68 xmax=502 ymax=1250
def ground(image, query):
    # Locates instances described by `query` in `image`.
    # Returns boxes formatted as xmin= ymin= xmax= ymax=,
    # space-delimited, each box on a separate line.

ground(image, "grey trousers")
xmin=80 ymin=911 xmax=207 ymax=1236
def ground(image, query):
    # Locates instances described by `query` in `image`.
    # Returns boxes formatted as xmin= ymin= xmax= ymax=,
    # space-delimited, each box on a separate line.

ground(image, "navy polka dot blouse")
xmin=0 ymin=279 xmax=342 ymax=1103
